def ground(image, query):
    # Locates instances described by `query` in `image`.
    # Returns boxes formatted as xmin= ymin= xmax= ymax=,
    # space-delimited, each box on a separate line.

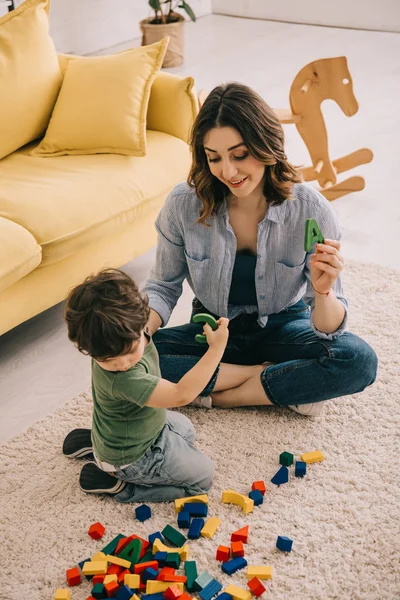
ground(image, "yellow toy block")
xmin=300 ymin=450 xmax=325 ymax=464
xmin=146 ymin=581 xmax=185 ymax=594
xmin=222 ymin=489 xmax=254 ymax=514
xmin=82 ymin=560 xmax=108 ymax=575
xmin=92 ymin=551 xmax=106 ymax=561
xmin=247 ymin=566 xmax=273 ymax=580
xmin=125 ymin=574 xmax=141 ymax=588
xmin=225 ymin=584 xmax=251 ymax=600
xmin=54 ymin=590 xmax=71 ymax=600
xmin=201 ymin=517 xmax=221 ymax=538
xmin=131 ymin=595 xmax=141 ymax=600
xmin=175 ymin=494 xmax=209 ymax=513
xmin=152 ymin=538 xmax=189 ymax=561
xmin=106 ymin=554 xmax=131 ymax=569
xmin=104 ymin=574 xmax=118 ymax=584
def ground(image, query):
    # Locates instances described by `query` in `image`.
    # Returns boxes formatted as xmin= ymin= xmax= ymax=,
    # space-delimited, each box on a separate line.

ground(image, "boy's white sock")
xmin=190 ymin=395 xmax=213 ymax=409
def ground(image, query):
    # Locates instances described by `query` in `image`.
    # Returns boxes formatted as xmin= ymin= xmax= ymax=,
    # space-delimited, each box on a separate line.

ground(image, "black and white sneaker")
xmin=79 ymin=463 xmax=126 ymax=495
xmin=63 ymin=428 xmax=94 ymax=458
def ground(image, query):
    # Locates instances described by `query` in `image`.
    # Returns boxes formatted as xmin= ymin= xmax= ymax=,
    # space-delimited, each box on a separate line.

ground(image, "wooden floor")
xmin=1 ymin=14 xmax=399 ymax=443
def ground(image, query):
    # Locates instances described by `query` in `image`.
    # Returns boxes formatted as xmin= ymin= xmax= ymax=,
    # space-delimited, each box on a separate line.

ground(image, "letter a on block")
xmin=304 ymin=218 xmax=324 ymax=252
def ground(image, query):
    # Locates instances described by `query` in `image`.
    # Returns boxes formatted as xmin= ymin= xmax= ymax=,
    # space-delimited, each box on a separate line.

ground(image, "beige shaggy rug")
xmin=1 ymin=261 xmax=399 ymax=600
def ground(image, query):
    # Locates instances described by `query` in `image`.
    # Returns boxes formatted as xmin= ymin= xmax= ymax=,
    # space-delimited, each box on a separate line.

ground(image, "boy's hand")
xmin=203 ymin=317 xmax=229 ymax=351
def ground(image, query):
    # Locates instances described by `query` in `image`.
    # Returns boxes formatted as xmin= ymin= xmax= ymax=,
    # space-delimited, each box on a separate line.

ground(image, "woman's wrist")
xmin=312 ymin=283 xmax=331 ymax=297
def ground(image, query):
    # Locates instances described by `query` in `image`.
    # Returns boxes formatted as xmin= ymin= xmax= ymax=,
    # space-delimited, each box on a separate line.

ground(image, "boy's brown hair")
xmin=64 ymin=268 xmax=149 ymax=360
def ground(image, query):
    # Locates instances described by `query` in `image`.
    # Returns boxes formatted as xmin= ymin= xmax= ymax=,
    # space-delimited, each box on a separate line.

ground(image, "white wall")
xmin=212 ymin=0 xmax=400 ymax=33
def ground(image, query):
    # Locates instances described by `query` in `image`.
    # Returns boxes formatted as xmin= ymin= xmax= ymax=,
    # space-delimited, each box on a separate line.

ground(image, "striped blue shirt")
xmin=143 ymin=181 xmax=348 ymax=340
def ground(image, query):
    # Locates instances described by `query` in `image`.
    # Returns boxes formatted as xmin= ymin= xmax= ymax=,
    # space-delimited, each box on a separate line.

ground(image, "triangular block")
xmin=231 ymin=525 xmax=249 ymax=543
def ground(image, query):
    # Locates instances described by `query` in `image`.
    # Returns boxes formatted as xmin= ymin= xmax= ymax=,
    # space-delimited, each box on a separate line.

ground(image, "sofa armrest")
xmin=147 ymin=72 xmax=199 ymax=143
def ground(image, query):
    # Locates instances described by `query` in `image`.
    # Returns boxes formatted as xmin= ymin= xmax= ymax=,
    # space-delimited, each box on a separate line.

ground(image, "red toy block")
xmin=86 ymin=597 xmax=96 ymax=600
xmin=105 ymin=580 xmax=119 ymax=597
xmin=88 ymin=522 xmax=106 ymax=540
xmin=179 ymin=594 xmax=192 ymax=600
xmin=231 ymin=541 xmax=245 ymax=557
xmin=131 ymin=534 xmax=151 ymax=558
xmin=134 ymin=560 xmax=159 ymax=574
xmin=157 ymin=567 xmax=175 ymax=580
xmin=231 ymin=525 xmax=249 ymax=544
xmin=115 ymin=536 xmax=131 ymax=554
xmin=92 ymin=575 xmax=105 ymax=585
xmin=118 ymin=568 xmax=131 ymax=584
xmin=66 ymin=567 xmax=81 ymax=586
xmin=216 ymin=545 xmax=230 ymax=562
xmin=164 ymin=585 xmax=184 ymax=600
xmin=251 ymin=481 xmax=266 ymax=496
xmin=248 ymin=577 xmax=266 ymax=597
xmin=108 ymin=564 xmax=123 ymax=576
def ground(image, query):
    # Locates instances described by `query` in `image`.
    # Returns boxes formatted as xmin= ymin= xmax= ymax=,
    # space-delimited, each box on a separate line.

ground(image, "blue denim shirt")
xmin=143 ymin=181 xmax=348 ymax=340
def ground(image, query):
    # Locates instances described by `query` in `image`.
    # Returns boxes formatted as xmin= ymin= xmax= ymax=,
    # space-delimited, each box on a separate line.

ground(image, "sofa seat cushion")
xmin=0 ymin=130 xmax=190 ymax=267
xmin=0 ymin=217 xmax=42 ymax=293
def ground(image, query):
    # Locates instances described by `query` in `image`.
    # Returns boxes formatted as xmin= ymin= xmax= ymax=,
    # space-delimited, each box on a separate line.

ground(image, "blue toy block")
xmin=177 ymin=511 xmax=191 ymax=529
xmin=153 ymin=551 xmax=167 ymax=566
xmin=142 ymin=567 xmax=159 ymax=582
xmin=149 ymin=531 xmax=164 ymax=545
xmin=271 ymin=465 xmax=289 ymax=485
xmin=194 ymin=571 xmax=214 ymax=591
xmin=116 ymin=586 xmax=135 ymax=600
xmin=91 ymin=583 xmax=107 ymax=599
xmin=216 ymin=594 xmax=233 ymax=600
xmin=221 ymin=556 xmax=247 ymax=576
xmin=276 ymin=535 xmax=293 ymax=552
xmin=182 ymin=502 xmax=208 ymax=517
xmin=188 ymin=518 xmax=205 ymax=539
xmin=142 ymin=594 xmax=166 ymax=600
xmin=199 ymin=579 xmax=223 ymax=600
xmin=295 ymin=461 xmax=307 ymax=477
xmin=135 ymin=504 xmax=152 ymax=522
xmin=248 ymin=489 xmax=264 ymax=505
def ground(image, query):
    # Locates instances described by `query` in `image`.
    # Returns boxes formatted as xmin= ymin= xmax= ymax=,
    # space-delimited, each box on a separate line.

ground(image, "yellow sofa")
xmin=0 ymin=60 xmax=198 ymax=336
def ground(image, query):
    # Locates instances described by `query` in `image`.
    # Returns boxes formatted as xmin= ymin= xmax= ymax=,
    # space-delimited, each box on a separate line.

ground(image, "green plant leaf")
xmin=178 ymin=1 xmax=197 ymax=21
xmin=149 ymin=0 xmax=161 ymax=10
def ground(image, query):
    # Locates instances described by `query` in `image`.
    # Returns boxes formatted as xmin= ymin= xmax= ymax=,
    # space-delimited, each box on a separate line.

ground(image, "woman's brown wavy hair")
xmin=188 ymin=82 xmax=302 ymax=224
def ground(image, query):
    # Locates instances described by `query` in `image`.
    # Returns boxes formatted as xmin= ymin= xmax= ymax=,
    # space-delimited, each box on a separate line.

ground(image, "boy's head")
xmin=64 ymin=268 xmax=149 ymax=372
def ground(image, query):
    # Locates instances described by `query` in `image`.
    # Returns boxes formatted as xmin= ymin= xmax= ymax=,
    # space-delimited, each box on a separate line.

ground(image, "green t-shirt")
xmin=91 ymin=336 xmax=166 ymax=466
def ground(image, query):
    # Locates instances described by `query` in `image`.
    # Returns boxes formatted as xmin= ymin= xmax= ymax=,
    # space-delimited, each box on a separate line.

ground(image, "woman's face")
xmin=204 ymin=126 xmax=266 ymax=198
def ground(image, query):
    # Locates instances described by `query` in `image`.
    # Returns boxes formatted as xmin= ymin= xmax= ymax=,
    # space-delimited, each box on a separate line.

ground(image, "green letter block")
xmin=304 ymin=218 xmax=324 ymax=252
xmin=192 ymin=313 xmax=218 ymax=344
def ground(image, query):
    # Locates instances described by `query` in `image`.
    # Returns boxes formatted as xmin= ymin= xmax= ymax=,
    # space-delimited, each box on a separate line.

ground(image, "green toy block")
xmin=304 ymin=218 xmax=324 ymax=252
xmin=161 ymin=524 xmax=187 ymax=547
xmin=165 ymin=552 xmax=181 ymax=569
xmin=119 ymin=538 xmax=142 ymax=564
xmin=139 ymin=549 xmax=154 ymax=563
xmin=184 ymin=560 xmax=198 ymax=592
xmin=101 ymin=533 xmax=126 ymax=555
xmin=194 ymin=571 xmax=214 ymax=591
xmin=192 ymin=313 xmax=218 ymax=344
xmin=279 ymin=451 xmax=294 ymax=466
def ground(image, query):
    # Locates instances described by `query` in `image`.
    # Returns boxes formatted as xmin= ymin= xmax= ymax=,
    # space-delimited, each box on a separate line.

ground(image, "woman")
xmin=143 ymin=82 xmax=377 ymax=416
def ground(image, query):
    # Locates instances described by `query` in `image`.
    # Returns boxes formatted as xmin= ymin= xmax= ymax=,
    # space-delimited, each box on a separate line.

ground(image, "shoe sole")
xmin=64 ymin=447 xmax=94 ymax=458
xmin=80 ymin=479 xmax=126 ymax=495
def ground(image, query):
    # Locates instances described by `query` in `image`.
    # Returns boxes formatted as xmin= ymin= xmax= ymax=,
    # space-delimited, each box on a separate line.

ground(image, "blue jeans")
xmin=115 ymin=411 xmax=214 ymax=503
xmin=153 ymin=299 xmax=378 ymax=407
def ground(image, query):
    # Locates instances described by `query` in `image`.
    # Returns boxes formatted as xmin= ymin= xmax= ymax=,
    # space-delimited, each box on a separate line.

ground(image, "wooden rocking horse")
xmin=198 ymin=56 xmax=373 ymax=201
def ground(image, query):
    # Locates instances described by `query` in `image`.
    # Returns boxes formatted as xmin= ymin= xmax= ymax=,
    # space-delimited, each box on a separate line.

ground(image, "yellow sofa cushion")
xmin=32 ymin=39 xmax=169 ymax=157
xmin=0 ymin=217 xmax=42 ymax=293
xmin=0 ymin=0 xmax=62 ymax=160
xmin=0 ymin=130 xmax=191 ymax=266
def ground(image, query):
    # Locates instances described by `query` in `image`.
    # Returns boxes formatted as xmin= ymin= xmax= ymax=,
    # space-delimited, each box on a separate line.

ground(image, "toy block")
xmin=154 ymin=552 xmax=168 ymax=566
xmin=201 ymin=517 xmax=221 ymax=538
xmin=105 ymin=580 xmax=120 ymax=597
xmin=104 ymin=574 xmax=118 ymax=584
xmin=102 ymin=534 xmax=126 ymax=555
xmin=279 ymin=451 xmax=294 ymax=466
xmin=248 ymin=490 xmax=263 ymax=506
xmin=78 ymin=558 xmax=93 ymax=580
xmin=153 ymin=539 xmax=189 ymax=561
xmin=188 ymin=518 xmax=204 ymax=539
xmin=116 ymin=537 xmax=132 ymax=555
xmin=106 ymin=555 xmax=132 ymax=569
xmin=66 ymin=566 xmax=81 ymax=586
xmin=146 ymin=581 xmax=184 ymax=594
xmin=304 ymin=218 xmax=324 ymax=253
xmin=231 ymin=526 xmax=249 ymax=544
xmin=166 ymin=553 xmax=181 ymax=569
xmin=119 ymin=538 xmax=142 ymax=564
xmin=193 ymin=571 xmax=214 ymax=591
xmin=251 ymin=481 xmax=266 ymax=495
xmin=140 ymin=550 xmax=156 ymax=564
xmin=142 ymin=594 xmax=166 ymax=600
xmin=216 ymin=594 xmax=233 ymax=600
xmin=164 ymin=584 xmax=184 ymax=600
xmin=108 ymin=565 xmax=123 ymax=576
xmin=231 ymin=541 xmax=245 ymax=557
xmin=88 ymin=522 xmax=106 ymax=540
xmin=133 ymin=534 xmax=151 ymax=557
xmin=135 ymin=561 xmax=159 ymax=574
xmin=115 ymin=587 xmax=135 ymax=600
xmin=300 ymin=450 xmax=324 ymax=464
xmin=136 ymin=504 xmax=152 ymax=522
xmin=276 ymin=536 xmax=293 ymax=552
xmin=246 ymin=567 xmax=273 ymax=580
xmin=91 ymin=583 xmax=106 ymax=599
xmin=295 ymin=461 xmax=307 ymax=477
xmin=271 ymin=466 xmax=289 ymax=486
xmin=247 ymin=577 xmax=266 ymax=597
xmin=199 ymin=579 xmax=223 ymax=600
xmin=125 ymin=574 xmax=140 ymax=588
xmin=162 ymin=524 xmax=187 ymax=547
xmin=117 ymin=534 xmax=149 ymax=559
xmin=142 ymin=568 xmax=160 ymax=583
xmin=182 ymin=502 xmax=208 ymax=517
xmin=179 ymin=594 xmax=193 ymax=600
xmin=83 ymin=561 xmax=108 ymax=576
xmin=54 ymin=590 xmax=71 ymax=600
xmin=175 ymin=495 xmax=209 ymax=513
xmin=149 ymin=532 xmax=164 ymax=545
xmin=224 ymin=585 xmax=251 ymax=600
xmin=92 ymin=552 xmax=107 ymax=561
xmin=86 ymin=597 xmax=97 ymax=600
xmin=184 ymin=561 xmax=198 ymax=592
xmin=118 ymin=569 xmax=131 ymax=584
xmin=222 ymin=490 xmax=254 ymax=514
xmin=92 ymin=575 xmax=106 ymax=585
xmin=157 ymin=567 xmax=186 ymax=583
xmin=177 ymin=512 xmax=191 ymax=529
xmin=222 ymin=557 xmax=247 ymax=576
xmin=216 ymin=546 xmax=230 ymax=562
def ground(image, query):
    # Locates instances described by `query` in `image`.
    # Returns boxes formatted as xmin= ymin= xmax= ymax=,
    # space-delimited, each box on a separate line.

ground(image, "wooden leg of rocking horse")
xmin=318 ymin=176 xmax=365 ymax=201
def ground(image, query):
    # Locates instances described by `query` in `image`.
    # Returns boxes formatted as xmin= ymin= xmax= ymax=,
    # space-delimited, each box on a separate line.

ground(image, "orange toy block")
xmin=92 ymin=574 xmax=105 ymax=585
xmin=231 ymin=541 xmax=245 ymax=557
xmin=66 ymin=567 xmax=81 ymax=586
xmin=88 ymin=521 xmax=105 ymax=540
xmin=164 ymin=584 xmax=184 ymax=600
xmin=180 ymin=594 xmax=193 ymax=600
xmin=247 ymin=577 xmax=266 ymax=597
xmin=158 ymin=567 xmax=186 ymax=583
xmin=108 ymin=564 xmax=123 ymax=576
xmin=231 ymin=526 xmax=249 ymax=544
xmin=251 ymin=481 xmax=266 ymax=495
xmin=118 ymin=568 xmax=132 ymax=584
xmin=134 ymin=560 xmax=159 ymax=574
xmin=105 ymin=580 xmax=120 ymax=597
xmin=216 ymin=545 xmax=230 ymax=562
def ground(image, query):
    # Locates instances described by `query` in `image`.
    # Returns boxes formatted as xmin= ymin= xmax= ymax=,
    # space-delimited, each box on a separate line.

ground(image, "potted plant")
xmin=140 ymin=0 xmax=196 ymax=68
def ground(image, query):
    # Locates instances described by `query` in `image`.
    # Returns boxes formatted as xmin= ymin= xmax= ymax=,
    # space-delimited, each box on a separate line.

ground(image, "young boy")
xmin=62 ymin=268 xmax=229 ymax=503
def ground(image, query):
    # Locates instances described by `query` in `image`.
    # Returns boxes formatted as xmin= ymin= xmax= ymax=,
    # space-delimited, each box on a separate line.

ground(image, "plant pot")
xmin=140 ymin=13 xmax=185 ymax=68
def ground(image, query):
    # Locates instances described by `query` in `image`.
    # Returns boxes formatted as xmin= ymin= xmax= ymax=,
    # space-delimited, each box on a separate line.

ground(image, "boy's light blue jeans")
xmin=115 ymin=411 xmax=214 ymax=504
